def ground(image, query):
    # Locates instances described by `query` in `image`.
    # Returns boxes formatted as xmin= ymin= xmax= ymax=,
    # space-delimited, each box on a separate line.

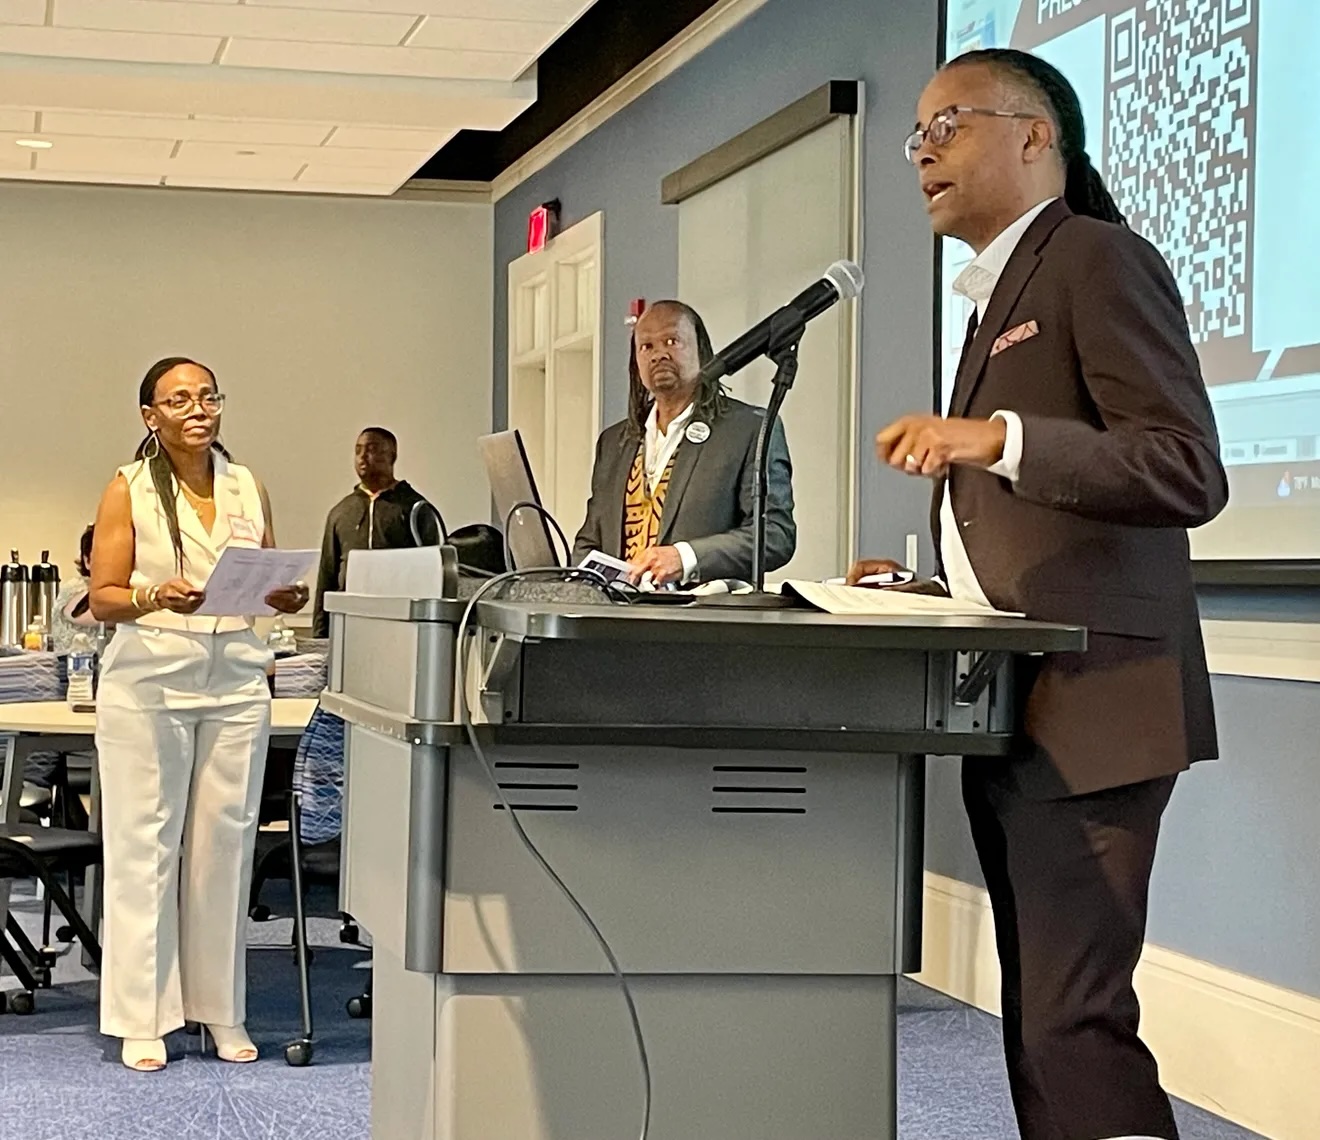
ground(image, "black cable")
xmin=457 ymin=567 xmax=651 ymax=1140
xmin=409 ymin=499 xmax=450 ymax=546
xmin=502 ymin=499 xmax=572 ymax=570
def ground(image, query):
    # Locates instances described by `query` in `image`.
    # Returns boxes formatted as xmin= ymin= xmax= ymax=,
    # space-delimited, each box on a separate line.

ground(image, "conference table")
xmin=0 ymin=697 xmax=317 ymax=974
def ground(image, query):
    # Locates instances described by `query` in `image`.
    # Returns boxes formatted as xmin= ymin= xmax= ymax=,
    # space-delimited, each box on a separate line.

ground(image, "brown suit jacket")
xmin=939 ymin=199 xmax=1228 ymax=797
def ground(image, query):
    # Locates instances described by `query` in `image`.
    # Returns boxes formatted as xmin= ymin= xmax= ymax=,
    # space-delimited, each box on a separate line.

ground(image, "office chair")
xmin=0 ymin=823 xmax=102 ymax=1015
xmin=247 ymin=791 xmax=371 ymax=1066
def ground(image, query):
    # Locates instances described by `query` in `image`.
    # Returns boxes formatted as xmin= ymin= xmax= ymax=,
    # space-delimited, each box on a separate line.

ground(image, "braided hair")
xmin=135 ymin=357 xmax=231 ymax=572
xmin=947 ymin=48 xmax=1127 ymax=226
xmin=626 ymin=301 xmax=722 ymax=442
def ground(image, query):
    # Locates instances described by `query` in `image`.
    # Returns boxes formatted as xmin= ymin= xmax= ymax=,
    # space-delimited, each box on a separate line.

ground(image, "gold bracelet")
xmin=131 ymin=587 xmax=141 ymax=612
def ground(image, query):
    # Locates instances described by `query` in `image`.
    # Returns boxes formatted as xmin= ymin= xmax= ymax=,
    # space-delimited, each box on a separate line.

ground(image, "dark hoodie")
xmin=313 ymin=481 xmax=439 ymax=636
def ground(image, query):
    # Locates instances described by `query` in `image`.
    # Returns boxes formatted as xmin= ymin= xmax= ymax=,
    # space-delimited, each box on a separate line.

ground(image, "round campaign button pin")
xmin=685 ymin=421 xmax=711 ymax=444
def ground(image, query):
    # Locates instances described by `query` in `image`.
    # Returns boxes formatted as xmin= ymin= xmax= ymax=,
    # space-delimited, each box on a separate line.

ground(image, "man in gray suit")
xmin=572 ymin=300 xmax=795 ymax=585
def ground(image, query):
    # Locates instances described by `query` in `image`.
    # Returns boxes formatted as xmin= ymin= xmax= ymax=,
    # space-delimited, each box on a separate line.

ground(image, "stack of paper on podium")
xmin=780 ymin=581 xmax=1023 ymax=618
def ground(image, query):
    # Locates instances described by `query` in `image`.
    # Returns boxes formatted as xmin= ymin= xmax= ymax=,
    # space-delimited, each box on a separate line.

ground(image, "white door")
xmin=506 ymin=212 xmax=604 ymax=537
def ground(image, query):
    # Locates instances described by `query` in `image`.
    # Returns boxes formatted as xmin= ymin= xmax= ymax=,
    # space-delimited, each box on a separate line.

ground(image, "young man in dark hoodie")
xmin=312 ymin=427 xmax=439 ymax=636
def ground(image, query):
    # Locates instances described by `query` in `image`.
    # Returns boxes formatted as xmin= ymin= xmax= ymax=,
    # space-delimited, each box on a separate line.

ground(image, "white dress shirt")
xmin=939 ymin=197 xmax=1056 ymax=605
xmin=644 ymin=401 xmax=699 ymax=582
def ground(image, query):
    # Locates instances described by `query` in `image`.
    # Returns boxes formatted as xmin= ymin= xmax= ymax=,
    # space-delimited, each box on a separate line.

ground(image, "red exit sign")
xmin=527 ymin=200 xmax=561 ymax=253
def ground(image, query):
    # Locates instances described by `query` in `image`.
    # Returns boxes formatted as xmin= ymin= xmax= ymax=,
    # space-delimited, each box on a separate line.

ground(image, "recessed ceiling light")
xmin=15 ymin=138 xmax=53 ymax=149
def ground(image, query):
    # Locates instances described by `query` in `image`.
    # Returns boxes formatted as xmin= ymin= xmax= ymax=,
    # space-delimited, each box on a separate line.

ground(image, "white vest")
xmin=120 ymin=452 xmax=266 ymax=634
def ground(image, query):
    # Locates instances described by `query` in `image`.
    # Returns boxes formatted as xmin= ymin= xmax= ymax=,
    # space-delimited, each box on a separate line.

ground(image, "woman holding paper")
xmin=89 ymin=357 xmax=308 ymax=1072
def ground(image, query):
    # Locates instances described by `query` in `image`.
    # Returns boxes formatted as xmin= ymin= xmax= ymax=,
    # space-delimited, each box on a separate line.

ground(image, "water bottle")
xmin=67 ymin=630 xmax=96 ymax=710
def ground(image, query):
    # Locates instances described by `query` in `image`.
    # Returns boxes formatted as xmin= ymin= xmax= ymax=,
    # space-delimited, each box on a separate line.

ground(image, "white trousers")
xmin=95 ymin=624 xmax=272 ymax=1040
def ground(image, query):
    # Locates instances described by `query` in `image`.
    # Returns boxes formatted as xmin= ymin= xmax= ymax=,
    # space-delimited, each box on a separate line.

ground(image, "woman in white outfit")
xmin=90 ymin=357 xmax=308 ymax=1072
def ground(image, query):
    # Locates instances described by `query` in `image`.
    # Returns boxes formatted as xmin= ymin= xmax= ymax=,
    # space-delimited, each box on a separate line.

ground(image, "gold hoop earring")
xmin=143 ymin=431 xmax=161 ymax=460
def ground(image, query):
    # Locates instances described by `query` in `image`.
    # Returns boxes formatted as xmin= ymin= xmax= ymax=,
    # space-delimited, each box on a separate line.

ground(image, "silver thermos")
xmin=1 ymin=549 xmax=29 ymax=648
xmin=30 ymin=549 xmax=60 ymax=633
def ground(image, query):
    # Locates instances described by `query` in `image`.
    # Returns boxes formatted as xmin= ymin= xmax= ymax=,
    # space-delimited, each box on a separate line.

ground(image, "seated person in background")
xmin=572 ymin=300 xmax=796 ymax=585
xmin=313 ymin=426 xmax=441 ymax=636
xmin=24 ymin=525 xmax=99 ymax=800
xmin=50 ymin=524 xmax=99 ymax=656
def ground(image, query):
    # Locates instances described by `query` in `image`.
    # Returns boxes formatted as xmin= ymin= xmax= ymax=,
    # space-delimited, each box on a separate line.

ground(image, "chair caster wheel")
xmin=249 ymin=904 xmax=272 ymax=922
xmin=346 ymin=994 xmax=371 ymax=1019
xmin=284 ymin=1040 xmax=313 ymax=1067
xmin=9 ymin=991 xmax=35 ymax=1015
xmin=339 ymin=923 xmax=360 ymax=945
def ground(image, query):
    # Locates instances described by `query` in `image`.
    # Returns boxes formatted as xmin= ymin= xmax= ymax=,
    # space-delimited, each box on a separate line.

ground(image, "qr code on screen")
xmin=1104 ymin=0 xmax=1254 ymax=344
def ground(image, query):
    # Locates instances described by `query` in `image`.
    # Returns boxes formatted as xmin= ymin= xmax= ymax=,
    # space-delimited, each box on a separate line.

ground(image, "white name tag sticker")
xmin=229 ymin=515 xmax=261 ymax=543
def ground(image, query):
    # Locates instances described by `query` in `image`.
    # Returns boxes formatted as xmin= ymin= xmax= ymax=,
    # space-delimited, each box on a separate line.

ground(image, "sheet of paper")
xmin=781 ymin=580 xmax=1023 ymax=618
xmin=194 ymin=548 xmax=318 ymax=617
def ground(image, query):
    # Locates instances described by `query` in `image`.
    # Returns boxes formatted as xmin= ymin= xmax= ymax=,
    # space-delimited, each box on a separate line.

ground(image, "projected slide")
xmin=941 ymin=0 xmax=1320 ymax=560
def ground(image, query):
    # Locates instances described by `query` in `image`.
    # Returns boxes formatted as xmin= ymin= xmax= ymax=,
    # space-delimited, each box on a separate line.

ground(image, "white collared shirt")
xmin=939 ymin=197 xmax=1055 ymax=606
xmin=644 ymin=402 xmax=699 ymax=583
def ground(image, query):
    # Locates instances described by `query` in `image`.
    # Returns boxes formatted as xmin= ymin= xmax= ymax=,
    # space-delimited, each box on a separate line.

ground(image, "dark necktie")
xmin=956 ymin=308 xmax=980 ymax=378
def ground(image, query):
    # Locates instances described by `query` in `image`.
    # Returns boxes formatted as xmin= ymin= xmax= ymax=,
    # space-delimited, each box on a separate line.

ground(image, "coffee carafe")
xmin=30 ymin=549 xmax=60 ymax=633
xmin=1 ymin=550 xmax=29 ymax=648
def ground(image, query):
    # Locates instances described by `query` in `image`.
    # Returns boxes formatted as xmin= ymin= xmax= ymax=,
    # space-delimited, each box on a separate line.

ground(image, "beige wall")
xmin=0 ymin=180 xmax=493 ymax=573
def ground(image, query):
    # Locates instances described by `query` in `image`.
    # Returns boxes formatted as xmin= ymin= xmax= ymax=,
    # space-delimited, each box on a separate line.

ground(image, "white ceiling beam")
xmin=53 ymin=0 xmax=420 ymax=47
xmin=0 ymin=53 xmax=536 ymax=130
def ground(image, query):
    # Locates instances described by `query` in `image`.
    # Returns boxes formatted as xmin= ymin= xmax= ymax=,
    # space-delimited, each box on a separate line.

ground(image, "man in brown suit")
xmin=850 ymin=50 xmax=1228 ymax=1140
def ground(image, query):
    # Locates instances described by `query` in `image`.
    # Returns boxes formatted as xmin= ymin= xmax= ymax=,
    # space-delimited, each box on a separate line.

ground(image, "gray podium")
xmin=322 ymin=588 xmax=1082 ymax=1140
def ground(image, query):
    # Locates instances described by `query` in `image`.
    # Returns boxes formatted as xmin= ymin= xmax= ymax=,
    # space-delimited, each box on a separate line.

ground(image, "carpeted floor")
xmin=0 ymin=881 xmax=1263 ymax=1140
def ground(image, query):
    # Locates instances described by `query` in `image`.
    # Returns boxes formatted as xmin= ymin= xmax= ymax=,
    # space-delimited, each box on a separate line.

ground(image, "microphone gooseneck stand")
xmin=698 ymin=308 xmax=805 ymax=610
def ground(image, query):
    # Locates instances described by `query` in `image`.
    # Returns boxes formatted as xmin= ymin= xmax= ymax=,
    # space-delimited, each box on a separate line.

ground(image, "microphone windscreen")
xmin=824 ymin=259 xmax=865 ymax=300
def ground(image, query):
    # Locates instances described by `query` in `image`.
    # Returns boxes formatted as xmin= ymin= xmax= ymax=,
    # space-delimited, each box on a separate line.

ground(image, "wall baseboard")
xmin=1201 ymin=618 xmax=1320 ymax=684
xmin=912 ymin=873 xmax=1320 ymax=1140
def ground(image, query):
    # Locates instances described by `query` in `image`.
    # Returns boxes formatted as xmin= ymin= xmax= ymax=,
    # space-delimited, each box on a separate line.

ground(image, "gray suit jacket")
xmin=571 ymin=398 xmax=796 ymax=582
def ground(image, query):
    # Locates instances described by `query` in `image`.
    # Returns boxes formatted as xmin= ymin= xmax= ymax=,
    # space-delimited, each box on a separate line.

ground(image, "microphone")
xmin=699 ymin=259 xmax=864 ymax=383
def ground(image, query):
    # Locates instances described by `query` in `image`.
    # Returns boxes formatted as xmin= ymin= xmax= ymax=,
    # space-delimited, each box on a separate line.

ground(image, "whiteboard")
xmin=678 ymin=117 xmax=858 ymax=581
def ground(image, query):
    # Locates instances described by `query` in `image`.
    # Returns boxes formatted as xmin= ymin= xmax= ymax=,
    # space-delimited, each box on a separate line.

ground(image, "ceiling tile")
xmin=39 ymin=110 xmax=186 ymax=141
xmin=55 ymin=0 xmax=418 ymax=48
xmin=222 ymin=38 xmax=531 ymax=81
xmin=0 ymin=108 xmax=39 ymax=133
xmin=186 ymin=117 xmax=336 ymax=146
xmin=2 ymin=168 xmax=161 ymax=186
xmin=170 ymin=141 xmax=306 ymax=181
xmin=0 ymin=25 xmax=222 ymax=65
xmin=30 ymin=132 xmax=177 ymax=174
xmin=0 ymin=145 xmax=34 ymax=171
xmin=406 ymin=16 xmax=564 ymax=55
xmin=171 ymin=137 xmax=426 ymax=174
xmin=298 ymin=161 xmax=410 ymax=186
xmin=0 ymin=0 xmax=593 ymax=194
xmin=0 ymin=0 xmax=47 ymax=26
xmin=40 ymin=110 xmax=335 ymax=147
xmin=326 ymin=124 xmax=454 ymax=151
xmin=164 ymin=172 xmax=397 ymax=196
xmin=245 ymin=0 xmax=593 ymax=20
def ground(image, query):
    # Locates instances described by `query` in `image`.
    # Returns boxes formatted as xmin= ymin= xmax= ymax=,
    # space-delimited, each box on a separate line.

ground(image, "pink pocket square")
xmin=990 ymin=320 xmax=1039 ymax=357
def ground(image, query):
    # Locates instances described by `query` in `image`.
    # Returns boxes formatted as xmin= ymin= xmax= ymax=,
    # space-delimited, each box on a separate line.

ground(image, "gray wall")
xmin=493 ymin=0 xmax=940 ymax=566
xmin=491 ymin=0 xmax=1320 ymax=999
xmin=926 ymin=671 xmax=1320 ymax=997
